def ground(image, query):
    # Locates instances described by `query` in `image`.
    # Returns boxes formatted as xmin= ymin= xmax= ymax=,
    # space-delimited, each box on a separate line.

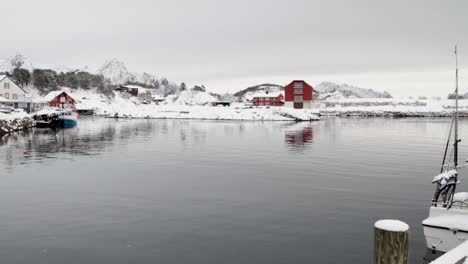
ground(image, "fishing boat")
xmin=58 ymin=109 xmax=78 ymax=128
xmin=32 ymin=107 xmax=78 ymax=129
xmin=422 ymin=47 xmax=468 ymax=253
xmin=32 ymin=108 xmax=61 ymax=129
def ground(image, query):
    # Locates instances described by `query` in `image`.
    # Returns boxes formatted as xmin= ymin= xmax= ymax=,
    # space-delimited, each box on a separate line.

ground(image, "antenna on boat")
xmin=454 ymin=45 xmax=459 ymax=168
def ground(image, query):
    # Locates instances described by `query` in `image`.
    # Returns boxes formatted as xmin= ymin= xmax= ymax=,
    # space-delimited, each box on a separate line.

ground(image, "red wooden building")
xmin=284 ymin=80 xmax=314 ymax=109
xmin=252 ymin=92 xmax=284 ymax=106
xmin=43 ymin=91 xmax=76 ymax=109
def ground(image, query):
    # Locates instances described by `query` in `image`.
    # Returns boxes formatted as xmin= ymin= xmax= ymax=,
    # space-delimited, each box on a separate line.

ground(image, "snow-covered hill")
xmin=233 ymin=82 xmax=391 ymax=102
xmin=166 ymin=90 xmax=217 ymax=106
xmin=315 ymin=82 xmax=392 ymax=100
xmin=234 ymin=83 xmax=284 ymax=101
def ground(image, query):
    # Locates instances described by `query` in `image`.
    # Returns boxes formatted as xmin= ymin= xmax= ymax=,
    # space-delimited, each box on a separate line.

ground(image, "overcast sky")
xmin=1 ymin=0 xmax=467 ymax=97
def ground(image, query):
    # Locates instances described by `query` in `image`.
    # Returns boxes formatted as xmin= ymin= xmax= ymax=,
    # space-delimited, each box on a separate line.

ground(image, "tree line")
xmin=1 ymin=68 xmax=221 ymax=99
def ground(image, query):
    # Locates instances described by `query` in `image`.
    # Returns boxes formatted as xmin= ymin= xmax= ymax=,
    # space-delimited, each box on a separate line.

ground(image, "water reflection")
xmin=0 ymin=118 xmax=158 ymax=171
xmin=0 ymin=118 xmax=463 ymax=263
xmin=284 ymin=123 xmax=314 ymax=152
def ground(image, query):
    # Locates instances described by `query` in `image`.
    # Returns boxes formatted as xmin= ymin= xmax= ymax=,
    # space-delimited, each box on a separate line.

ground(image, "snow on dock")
xmin=431 ymin=240 xmax=468 ymax=264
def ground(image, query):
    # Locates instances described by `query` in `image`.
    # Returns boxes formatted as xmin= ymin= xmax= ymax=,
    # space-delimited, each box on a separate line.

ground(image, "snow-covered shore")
xmin=317 ymin=98 xmax=468 ymax=117
xmin=2 ymin=88 xmax=468 ymax=122
xmin=70 ymin=90 xmax=320 ymax=121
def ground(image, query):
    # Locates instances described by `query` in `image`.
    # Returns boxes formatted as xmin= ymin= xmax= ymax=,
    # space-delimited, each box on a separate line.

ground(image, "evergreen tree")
xmin=12 ymin=68 xmax=31 ymax=88
xmin=180 ymin=82 xmax=187 ymax=91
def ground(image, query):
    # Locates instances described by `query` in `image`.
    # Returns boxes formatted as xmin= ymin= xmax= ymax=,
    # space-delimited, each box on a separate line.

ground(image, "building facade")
xmin=0 ymin=75 xmax=32 ymax=112
xmin=284 ymin=80 xmax=314 ymax=109
xmin=43 ymin=91 xmax=76 ymax=108
xmin=252 ymin=93 xmax=284 ymax=106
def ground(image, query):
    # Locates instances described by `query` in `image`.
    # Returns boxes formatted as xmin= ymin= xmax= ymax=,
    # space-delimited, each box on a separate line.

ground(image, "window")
xmin=294 ymin=102 xmax=303 ymax=109
xmin=4 ymin=83 xmax=10 ymax=89
xmin=294 ymin=95 xmax=303 ymax=102
xmin=60 ymin=96 xmax=66 ymax=103
xmin=4 ymin=93 xmax=9 ymax=99
xmin=12 ymin=94 xmax=18 ymax=100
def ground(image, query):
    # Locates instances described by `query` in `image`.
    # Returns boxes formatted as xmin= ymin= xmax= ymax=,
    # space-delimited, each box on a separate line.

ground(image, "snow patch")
xmin=374 ymin=219 xmax=409 ymax=232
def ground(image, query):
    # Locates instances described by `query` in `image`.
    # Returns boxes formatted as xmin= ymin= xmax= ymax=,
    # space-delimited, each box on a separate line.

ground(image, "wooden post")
xmin=374 ymin=219 xmax=409 ymax=264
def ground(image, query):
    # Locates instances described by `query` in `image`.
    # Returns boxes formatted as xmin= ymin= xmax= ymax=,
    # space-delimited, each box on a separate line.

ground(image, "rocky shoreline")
xmin=0 ymin=118 xmax=35 ymax=137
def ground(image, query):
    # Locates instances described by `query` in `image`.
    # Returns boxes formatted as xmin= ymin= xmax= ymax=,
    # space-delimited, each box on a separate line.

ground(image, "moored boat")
xmin=422 ymin=47 xmax=468 ymax=253
xmin=32 ymin=107 xmax=78 ymax=129
xmin=58 ymin=109 xmax=78 ymax=128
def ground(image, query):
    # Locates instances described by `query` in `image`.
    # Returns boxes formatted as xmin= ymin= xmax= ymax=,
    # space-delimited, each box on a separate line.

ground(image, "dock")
xmin=430 ymin=240 xmax=468 ymax=264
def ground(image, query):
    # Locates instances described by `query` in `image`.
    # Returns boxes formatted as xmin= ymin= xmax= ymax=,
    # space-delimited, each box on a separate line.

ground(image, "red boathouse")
xmin=43 ymin=91 xmax=77 ymax=109
xmin=252 ymin=92 xmax=284 ymax=106
xmin=284 ymin=80 xmax=314 ymax=109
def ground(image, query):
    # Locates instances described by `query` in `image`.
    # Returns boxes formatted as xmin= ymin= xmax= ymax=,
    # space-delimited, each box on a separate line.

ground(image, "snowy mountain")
xmin=0 ymin=54 xmax=34 ymax=72
xmin=0 ymin=54 xmax=163 ymax=88
xmin=98 ymin=58 xmax=134 ymax=85
xmin=315 ymin=82 xmax=392 ymax=100
xmin=0 ymin=53 xmax=84 ymax=73
xmin=98 ymin=58 xmax=160 ymax=87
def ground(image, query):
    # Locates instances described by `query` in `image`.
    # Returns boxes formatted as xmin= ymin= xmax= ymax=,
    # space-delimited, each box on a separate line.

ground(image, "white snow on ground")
xmin=317 ymin=98 xmax=468 ymax=117
xmin=169 ymin=90 xmax=217 ymax=106
xmin=374 ymin=219 xmax=409 ymax=232
xmin=315 ymin=81 xmax=392 ymax=99
xmin=0 ymin=109 xmax=30 ymax=120
xmin=2 ymin=88 xmax=468 ymax=121
xmin=71 ymin=89 xmax=319 ymax=121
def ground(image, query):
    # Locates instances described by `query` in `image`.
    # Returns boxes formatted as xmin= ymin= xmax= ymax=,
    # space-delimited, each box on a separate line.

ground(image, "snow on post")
xmin=374 ymin=219 xmax=409 ymax=264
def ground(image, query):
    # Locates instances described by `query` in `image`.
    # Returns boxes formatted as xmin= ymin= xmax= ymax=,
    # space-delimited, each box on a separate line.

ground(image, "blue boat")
xmin=58 ymin=110 xmax=78 ymax=128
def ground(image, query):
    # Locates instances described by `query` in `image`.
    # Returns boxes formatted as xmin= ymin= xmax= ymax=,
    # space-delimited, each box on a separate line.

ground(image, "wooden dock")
xmin=430 ymin=240 xmax=468 ymax=264
xmin=374 ymin=220 xmax=468 ymax=264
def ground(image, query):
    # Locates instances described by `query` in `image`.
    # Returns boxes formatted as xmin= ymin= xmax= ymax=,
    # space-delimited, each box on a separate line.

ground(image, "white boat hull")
xmin=423 ymin=206 xmax=468 ymax=252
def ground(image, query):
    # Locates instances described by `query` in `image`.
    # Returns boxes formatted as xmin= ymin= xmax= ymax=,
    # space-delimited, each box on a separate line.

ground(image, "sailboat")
xmin=422 ymin=47 xmax=468 ymax=253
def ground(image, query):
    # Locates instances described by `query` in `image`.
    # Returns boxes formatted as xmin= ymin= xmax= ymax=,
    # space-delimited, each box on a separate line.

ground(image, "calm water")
xmin=1 ymin=117 xmax=466 ymax=263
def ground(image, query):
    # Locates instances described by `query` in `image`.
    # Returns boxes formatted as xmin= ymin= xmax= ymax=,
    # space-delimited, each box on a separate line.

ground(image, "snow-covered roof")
xmin=42 ymin=90 xmax=78 ymax=102
xmin=0 ymin=75 xmax=7 ymax=82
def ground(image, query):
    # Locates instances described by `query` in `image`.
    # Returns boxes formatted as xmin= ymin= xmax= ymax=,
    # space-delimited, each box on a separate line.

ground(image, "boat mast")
xmin=454 ymin=45 xmax=459 ymax=168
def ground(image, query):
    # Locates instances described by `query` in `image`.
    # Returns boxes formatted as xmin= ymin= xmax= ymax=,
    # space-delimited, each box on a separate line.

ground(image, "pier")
xmin=374 ymin=220 xmax=468 ymax=264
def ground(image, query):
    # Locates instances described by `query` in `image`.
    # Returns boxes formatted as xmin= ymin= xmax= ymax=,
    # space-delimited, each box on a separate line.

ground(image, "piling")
xmin=374 ymin=219 xmax=409 ymax=264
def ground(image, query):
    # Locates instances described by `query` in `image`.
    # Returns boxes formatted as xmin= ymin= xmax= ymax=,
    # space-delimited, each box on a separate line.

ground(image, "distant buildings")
xmin=284 ymin=80 xmax=314 ymax=109
xmin=114 ymin=85 xmax=149 ymax=97
xmin=252 ymin=92 xmax=284 ymax=106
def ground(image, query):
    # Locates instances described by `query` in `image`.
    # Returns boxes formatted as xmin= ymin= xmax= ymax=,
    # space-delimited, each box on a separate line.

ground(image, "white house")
xmin=0 ymin=75 xmax=32 ymax=112
xmin=0 ymin=75 xmax=27 ymax=101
